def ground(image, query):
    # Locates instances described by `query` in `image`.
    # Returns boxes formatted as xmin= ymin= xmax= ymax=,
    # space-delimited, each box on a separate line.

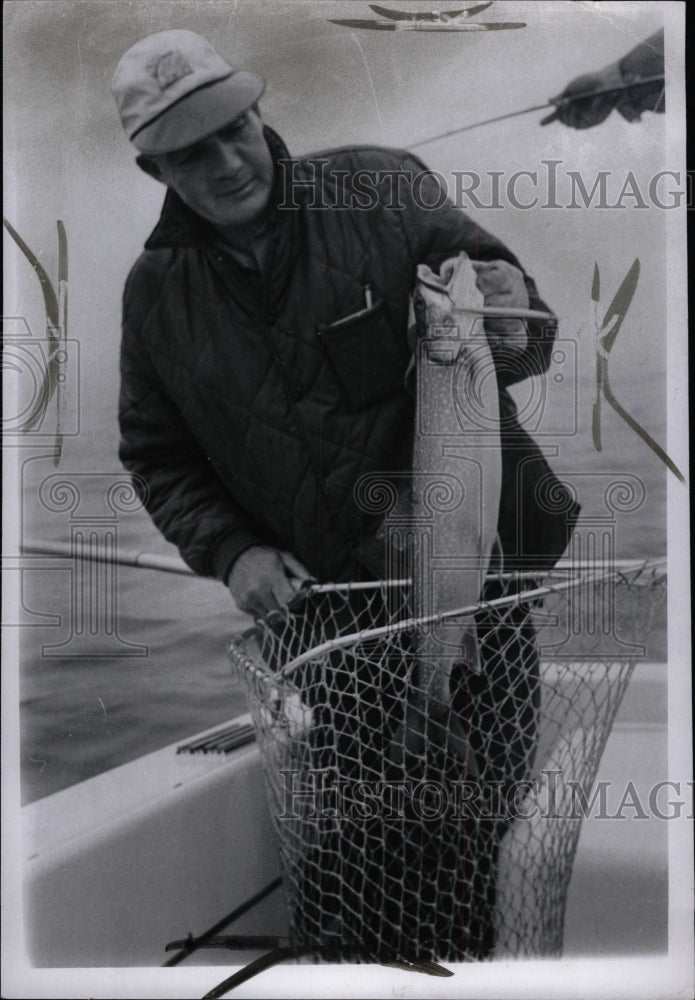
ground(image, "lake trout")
xmin=391 ymin=251 xmax=502 ymax=768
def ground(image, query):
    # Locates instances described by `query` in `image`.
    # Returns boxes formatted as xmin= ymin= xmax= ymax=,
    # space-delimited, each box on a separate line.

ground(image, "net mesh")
xmin=229 ymin=560 xmax=666 ymax=962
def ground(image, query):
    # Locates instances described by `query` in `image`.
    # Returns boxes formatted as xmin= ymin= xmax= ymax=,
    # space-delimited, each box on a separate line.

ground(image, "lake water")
xmin=5 ymin=2 xmax=674 ymax=804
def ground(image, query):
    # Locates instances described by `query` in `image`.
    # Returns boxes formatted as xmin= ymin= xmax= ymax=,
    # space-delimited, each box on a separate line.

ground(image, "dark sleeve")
xmin=618 ymin=28 xmax=665 ymax=114
xmin=620 ymin=28 xmax=664 ymax=78
xmin=119 ymin=257 xmax=263 ymax=581
xmin=395 ymin=152 xmax=558 ymax=387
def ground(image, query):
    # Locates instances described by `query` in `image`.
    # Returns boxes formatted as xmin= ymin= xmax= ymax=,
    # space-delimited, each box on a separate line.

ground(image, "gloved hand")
xmin=227 ymin=545 xmax=311 ymax=618
xmin=470 ymin=259 xmax=529 ymax=357
xmin=541 ymin=62 xmax=626 ymax=129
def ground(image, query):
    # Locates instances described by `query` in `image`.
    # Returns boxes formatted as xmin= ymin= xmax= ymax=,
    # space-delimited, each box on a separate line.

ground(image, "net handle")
xmin=302 ymin=557 xmax=665 ymax=594
xmin=275 ymin=560 xmax=665 ymax=679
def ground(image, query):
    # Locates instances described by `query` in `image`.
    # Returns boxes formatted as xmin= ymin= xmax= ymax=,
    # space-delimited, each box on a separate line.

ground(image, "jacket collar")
xmin=144 ymin=126 xmax=293 ymax=252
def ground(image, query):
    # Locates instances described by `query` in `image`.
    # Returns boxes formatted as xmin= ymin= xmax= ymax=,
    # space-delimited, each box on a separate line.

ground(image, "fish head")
xmin=409 ymin=253 xmax=485 ymax=360
xmin=410 ymin=262 xmax=464 ymax=365
xmin=412 ymin=265 xmax=456 ymax=335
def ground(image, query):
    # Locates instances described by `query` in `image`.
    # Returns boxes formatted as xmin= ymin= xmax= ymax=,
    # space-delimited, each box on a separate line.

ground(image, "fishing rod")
xmin=410 ymin=74 xmax=665 ymax=148
xmin=21 ymin=539 xmax=661 ymax=582
xmin=21 ymin=539 xmax=194 ymax=576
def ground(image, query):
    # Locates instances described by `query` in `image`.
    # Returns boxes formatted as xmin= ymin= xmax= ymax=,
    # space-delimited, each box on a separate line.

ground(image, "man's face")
xmin=148 ymin=110 xmax=274 ymax=228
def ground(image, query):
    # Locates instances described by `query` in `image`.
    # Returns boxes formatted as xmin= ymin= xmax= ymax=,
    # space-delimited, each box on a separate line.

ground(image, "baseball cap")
xmin=112 ymin=29 xmax=265 ymax=154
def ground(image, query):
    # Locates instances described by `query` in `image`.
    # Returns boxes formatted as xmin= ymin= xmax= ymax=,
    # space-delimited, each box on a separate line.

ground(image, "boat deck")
xmin=23 ymin=662 xmax=667 ymax=968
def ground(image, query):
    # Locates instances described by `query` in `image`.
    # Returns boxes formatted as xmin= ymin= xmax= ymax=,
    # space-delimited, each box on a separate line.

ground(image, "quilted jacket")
xmin=119 ymin=127 xmax=578 ymax=583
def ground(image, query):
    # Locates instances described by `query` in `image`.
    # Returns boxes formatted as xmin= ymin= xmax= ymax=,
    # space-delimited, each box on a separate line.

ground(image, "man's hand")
xmin=471 ymin=259 xmax=529 ymax=357
xmin=541 ymin=62 xmax=625 ymax=129
xmin=227 ymin=546 xmax=312 ymax=618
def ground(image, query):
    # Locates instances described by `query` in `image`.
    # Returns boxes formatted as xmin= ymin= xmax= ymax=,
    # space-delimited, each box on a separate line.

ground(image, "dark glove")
xmin=541 ymin=63 xmax=625 ymax=129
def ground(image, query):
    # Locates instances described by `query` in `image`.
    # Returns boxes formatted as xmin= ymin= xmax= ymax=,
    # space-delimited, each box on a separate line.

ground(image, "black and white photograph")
xmin=2 ymin=2 xmax=691 ymax=997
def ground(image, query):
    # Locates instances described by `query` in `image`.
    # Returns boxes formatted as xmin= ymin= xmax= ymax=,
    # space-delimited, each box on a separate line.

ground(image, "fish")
xmin=331 ymin=2 xmax=519 ymax=31
xmin=390 ymin=251 xmax=502 ymax=768
xmin=262 ymin=682 xmax=314 ymax=747
xmin=328 ymin=18 xmax=524 ymax=31
xmin=368 ymin=4 xmax=493 ymax=22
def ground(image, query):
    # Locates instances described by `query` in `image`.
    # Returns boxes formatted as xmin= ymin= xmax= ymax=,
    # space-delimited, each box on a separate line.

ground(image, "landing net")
xmin=229 ymin=559 xmax=666 ymax=962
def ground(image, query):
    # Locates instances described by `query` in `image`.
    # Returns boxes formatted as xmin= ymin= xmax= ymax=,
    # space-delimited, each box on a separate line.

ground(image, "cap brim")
xmin=132 ymin=70 xmax=265 ymax=154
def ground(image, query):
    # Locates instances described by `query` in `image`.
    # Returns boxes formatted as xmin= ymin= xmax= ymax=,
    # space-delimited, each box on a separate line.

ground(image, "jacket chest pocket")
xmin=318 ymin=299 xmax=408 ymax=412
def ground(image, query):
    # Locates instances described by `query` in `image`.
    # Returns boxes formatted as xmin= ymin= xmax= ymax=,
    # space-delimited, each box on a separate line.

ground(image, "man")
xmin=113 ymin=29 xmax=578 ymax=959
xmin=114 ymin=28 xmax=572 ymax=607
xmin=542 ymin=28 xmax=664 ymax=129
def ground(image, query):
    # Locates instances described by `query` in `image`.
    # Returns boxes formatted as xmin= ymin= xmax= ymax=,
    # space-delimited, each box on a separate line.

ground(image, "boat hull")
xmin=23 ymin=716 xmax=284 ymax=967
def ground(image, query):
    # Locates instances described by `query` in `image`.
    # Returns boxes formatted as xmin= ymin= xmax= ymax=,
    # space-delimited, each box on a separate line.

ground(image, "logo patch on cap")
xmin=146 ymin=50 xmax=194 ymax=90
xmin=113 ymin=30 xmax=266 ymax=151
